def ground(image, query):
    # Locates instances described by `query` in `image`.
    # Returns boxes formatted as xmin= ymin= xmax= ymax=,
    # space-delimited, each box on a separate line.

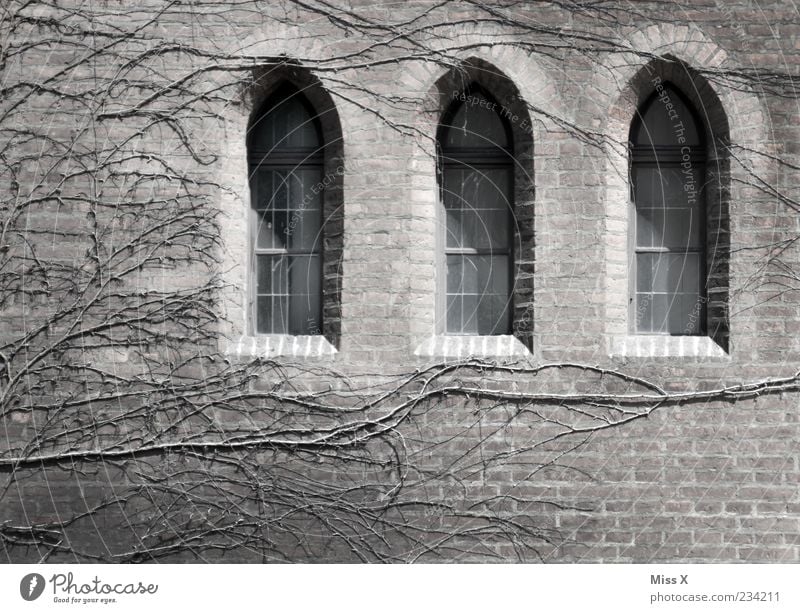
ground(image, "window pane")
xmin=461 ymin=293 xmax=478 ymax=334
xmin=250 ymin=92 xmax=321 ymax=151
xmin=633 ymin=167 xmax=703 ymax=208
xmin=669 ymin=293 xmax=703 ymax=335
xmin=634 ymin=165 xmax=703 ymax=250
xmin=443 ymin=168 xmax=511 ymax=250
xmin=636 ymin=207 xmax=702 ymax=249
xmin=635 ymin=292 xmax=654 ymax=333
xmin=446 ymin=294 xmax=461 ymax=334
xmin=446 ymin=254 xmax=510 ymax=334
xmin=286 ymin=169 xmax=323 ymax=252
xmin=288 ymin=255 xmax=322 ymax=334
xmin=636 ymin=253 xmax=703 ymax=334
xmin=255 ymin=254 xmax=320 ymax=334
xmin=446 ymin=255 xmax=463 ymax=294
xmin=256 ymin=295 xmax=289 ymax=335
xmin=255 ymin=210 xmax=288 ymax=250
xmin=477 ymin=288 xmax=510 ymax=336
xmin=253 ymin=169 xmax=323 ymax=252
xmin=678 ymin=253 xmax=702 ymax=294
xmin=256 ymin=254 xmax=288 ymax=296
xmin=254 ymin=170 xmax=286 ymax=211
xmin=633 ymin=86 xmax=700 ymax=148
xmin=443 ymin=168 xmax=466 ymax=249
xmin=443 ymin=94 xmax=508 ymax=149
xmin=637 ymin=253 xmax=702 ymax=295
xmin=649 ymin=294 xmax=669 ymax=333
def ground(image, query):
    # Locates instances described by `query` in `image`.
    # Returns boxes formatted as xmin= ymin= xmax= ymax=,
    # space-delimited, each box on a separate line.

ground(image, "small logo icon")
xmin=20 ymin=573 xmax=45 ymax=601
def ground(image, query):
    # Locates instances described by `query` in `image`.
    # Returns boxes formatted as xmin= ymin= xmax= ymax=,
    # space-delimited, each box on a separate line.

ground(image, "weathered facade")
xmin=1 ymin=0 xmax=799 ymax=562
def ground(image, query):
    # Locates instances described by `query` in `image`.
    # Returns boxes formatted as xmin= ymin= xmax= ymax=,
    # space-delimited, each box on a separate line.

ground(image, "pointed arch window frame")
xmin=629 ymin=81 xmax=708 ymax=336
xmin=247 ymin=83 xmax=325 ymax=336
xmin=436 ymin=84 xmax=516 ymax=336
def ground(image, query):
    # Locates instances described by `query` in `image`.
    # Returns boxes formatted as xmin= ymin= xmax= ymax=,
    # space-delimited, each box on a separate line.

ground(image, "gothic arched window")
xmin=630 ymin=83 xmax=706 ymax=335
xmin=438 ymin=87 xmax=514 ymax=335
xmin=248 ymin=84 xmax=323 ymax=335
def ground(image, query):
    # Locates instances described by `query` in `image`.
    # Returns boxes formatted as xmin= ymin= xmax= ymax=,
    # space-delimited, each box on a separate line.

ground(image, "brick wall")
xmin=2 ymin=0 xmax=800 ymax=562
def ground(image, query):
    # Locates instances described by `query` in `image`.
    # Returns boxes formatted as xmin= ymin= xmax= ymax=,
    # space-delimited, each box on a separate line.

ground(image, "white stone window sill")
xmin=224 ymin=335 xmax=337 ymax=360
xmin=414 ymin=334 xmax=532 ymax=360
xmin=608 ymin=335 xmax=729 ymax=359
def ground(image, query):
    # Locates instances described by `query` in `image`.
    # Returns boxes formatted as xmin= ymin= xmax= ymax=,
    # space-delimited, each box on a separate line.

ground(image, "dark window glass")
xmin=439 ymin=87 xmax=513 ymax=335
xmin=248 ymin=85 xmax=323 ymax=334
xmin=631 ymin=83 xmax=706 ymax=335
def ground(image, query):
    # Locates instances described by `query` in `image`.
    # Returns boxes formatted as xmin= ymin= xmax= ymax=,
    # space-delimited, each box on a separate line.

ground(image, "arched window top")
xmin=248 ymin=84 xmax=322 ymax=153
xmin=631 ymin=83 xmax=702 ymax=149
xmin=440 ymin=87 xmax=510 ymax=151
